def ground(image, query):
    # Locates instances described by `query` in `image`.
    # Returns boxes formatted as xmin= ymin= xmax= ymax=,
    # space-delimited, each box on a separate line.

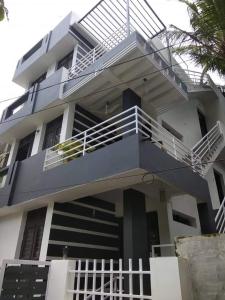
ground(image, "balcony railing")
xmin=0 ymin=152 xmax=9 ymax=169
xmin=44 ymin=106 xmax=203 ymax=176
xmin=68 ymin=0 xmax=166 ymax=80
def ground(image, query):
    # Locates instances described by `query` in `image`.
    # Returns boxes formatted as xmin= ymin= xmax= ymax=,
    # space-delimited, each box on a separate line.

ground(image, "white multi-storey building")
xmin=0 ymin=1 xmax=225 ymax=299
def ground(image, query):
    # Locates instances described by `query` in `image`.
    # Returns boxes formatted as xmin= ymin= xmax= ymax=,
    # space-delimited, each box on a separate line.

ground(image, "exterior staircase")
xmin=215 ymin=197 xmax=225 ymax=233
xmin=191 ymin=121 xmax=225 ymax=176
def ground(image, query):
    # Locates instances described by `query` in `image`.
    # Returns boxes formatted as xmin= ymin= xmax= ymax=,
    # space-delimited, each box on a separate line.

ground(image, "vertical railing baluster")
xmin=119 ymin=259 xmax=122 ymax=300
xmin=84 ymin=260 xmax=89 ymax=300
xmin=139 ymin=259 xmax=143 ymax=300
xmin=92 ymin=259 xmax=96 ymax=300
xmin=110 ymin=259 xmax=113 ymax=300
xmin=129 ymin=259 xmax=133 ymax=300
xmin=83 ymin=131 xmax=87 ymax=156
xmin=101 ymin=259 xmax=105 ymax=300
xmin=172 ymin=137 xmax=177 ymax=159
xmin=135 ymin=106 xmax=138 ymax=134
xmin=76 ymin=260 xmax=81 ymax=300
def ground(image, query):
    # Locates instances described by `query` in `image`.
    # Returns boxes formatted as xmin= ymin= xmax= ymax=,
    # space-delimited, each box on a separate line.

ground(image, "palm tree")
xmin=0 ymin=0 xmax=8 ymax=21
xmin=167 ymin=0 xmax=225 ymax=79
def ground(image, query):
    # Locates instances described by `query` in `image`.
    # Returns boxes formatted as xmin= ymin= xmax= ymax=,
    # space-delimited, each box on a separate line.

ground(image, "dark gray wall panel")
xmin=10 ymin=135 xmax=140 ymax=206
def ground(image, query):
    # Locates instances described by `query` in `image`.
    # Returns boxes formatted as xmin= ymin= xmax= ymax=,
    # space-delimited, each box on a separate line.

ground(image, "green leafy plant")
xmin=0 ymin=0 xmax=8 ymax=21
xmin=167 ymin=0 xmax=225 ymax=80
xmin=54 ymin=139 xmax=95 ymax=163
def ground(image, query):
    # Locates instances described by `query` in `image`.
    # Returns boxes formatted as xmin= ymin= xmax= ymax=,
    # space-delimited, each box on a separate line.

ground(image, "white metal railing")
xmin=191 ymin=122 xmax=224 ymax=175
xmin=0 ymin=152 xmax=9 ymax=169
xmin=44 ymin=106 xmax=203 ymax=175
xmin=69 ymin=24 xmax=134 ymax=79
xmin=215 ymin=197 xmax=225 ymax=234
xmin=173 ymin=68 xmax=209 ymax=87
xmin=68 ymin=258 xmax=152 ymax=300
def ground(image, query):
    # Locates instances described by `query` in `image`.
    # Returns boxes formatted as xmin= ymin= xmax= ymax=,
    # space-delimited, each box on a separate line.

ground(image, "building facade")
xmin=0 ymin=1 xmax=225 ymax=298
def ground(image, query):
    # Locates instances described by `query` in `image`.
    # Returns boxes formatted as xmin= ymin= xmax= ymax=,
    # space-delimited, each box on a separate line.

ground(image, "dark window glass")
xmin=22 ymin=39 xmax=43 ymax=63
xmin=172 ymin=210 xmax=196 ymax=227
xmin=20 ymin=208 xmax=46 ymax=260
xmin=198 ymin=109 xmax=208 ymax=137
xmin=16 ymin=132 xmax=35 ymax=162
xmin=31 ymin=72 xmax=46 ymax=87
xmin=57 ymin=51 xmax=73 ymax=70
xmin=43 ymin=116 xmax=63 ymax=150
xmin=214 ymin=169 xmax=225 ymax=203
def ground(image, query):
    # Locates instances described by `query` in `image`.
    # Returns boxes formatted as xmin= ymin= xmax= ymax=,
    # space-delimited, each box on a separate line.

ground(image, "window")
xmin=31 ymin=72 xmax=46 ymax=87
xmin=214 ymin=169 xmax=225 ymax=203
xmin=162 ymin=121 xmax=183 ymax=141
xmin=22 ymin=39 xmax=43 ymax=63
xmin=43 ymin=116 xmax=63 ymax=150
xmin=16 ymin=132 xmax=35 ymax=162
xmin=57 ymin=51 xmax=73 ymax=70
xmin=172 ymin=210 xmax=196 ymax=227
xmin=5 ymin=93 xmax=29 ymax=119
xmin=20 ymin=208 xmax=47 ymax=260
xmin=197 ymin=109 xmax=208 ymax=137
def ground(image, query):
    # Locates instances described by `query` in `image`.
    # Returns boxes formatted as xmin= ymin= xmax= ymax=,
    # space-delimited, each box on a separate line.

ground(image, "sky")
xmin=0 ymin=0 xmax=222 ymax=115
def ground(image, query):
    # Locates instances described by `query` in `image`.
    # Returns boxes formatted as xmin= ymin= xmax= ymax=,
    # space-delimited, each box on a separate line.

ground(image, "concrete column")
xmin=7 ymin=139 xmax=19 ymax=166
xmin=123 ymin=189 xmax=149 ymax=294
xmin=72 ymin=44 xmax=79 ymax=67
xmin=39 ymin=202 xmax=54 ymax=261
xmin=122 ymin=88 xmax=141 ymax=110
xmin=46 ymin=260 xmax=75 ymax=300
xmin=60 ymin=102 xmax=75 ymax=143
xmin=31 ymin=124 xmax=46 ymax=156
xmin=123 ymin=189 xmax=148 ymax=261
xmin=158 ymin=191 xmax=173 ymax=256
xmin=46 ymin=63 xmax=57 ymax=78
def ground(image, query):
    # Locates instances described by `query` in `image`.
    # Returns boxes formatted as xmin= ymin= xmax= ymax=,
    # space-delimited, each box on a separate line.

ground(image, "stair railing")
xmin=215 ymin=197 xmax=225 ymax=233
xmin=191 ymin=121 xmax=223 ymax=174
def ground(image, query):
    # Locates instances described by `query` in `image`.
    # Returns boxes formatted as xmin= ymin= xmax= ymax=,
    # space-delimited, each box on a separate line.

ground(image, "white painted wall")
xmin=150 ymin=257 xmax=193 ymax=300
xmin=39 ymin=202 xmax=54 ymax=261
xmin=168 ymin=194 xmax=201 ymax=238
xmin=46 ymin=260 xmax=75 ymax=300
xmin=158 ymin=101 xmax=202 ymax=148
xmin=0 ymin=212 xmax=24 ymax=266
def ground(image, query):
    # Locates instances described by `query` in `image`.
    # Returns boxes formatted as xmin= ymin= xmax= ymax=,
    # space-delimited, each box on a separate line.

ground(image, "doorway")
xmin=20 ymin=208 xmax=47 ymax=260
xmin=16 ymin=132 xmax=35 ymax=161
xmin=197 ymin=109 xmax=208 ymax=137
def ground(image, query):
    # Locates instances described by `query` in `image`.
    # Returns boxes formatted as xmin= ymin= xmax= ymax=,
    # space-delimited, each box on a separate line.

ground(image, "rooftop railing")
xmin=44 ymin=106 xmax=203 ymax=176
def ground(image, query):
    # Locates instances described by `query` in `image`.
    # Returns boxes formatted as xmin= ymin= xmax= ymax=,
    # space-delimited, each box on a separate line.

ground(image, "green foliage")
xmin=54 ymin=139 xmax=94 ymax=163
xmin=54 ymin=140 xmax=83 ymax=162
xmin=167 ymin=0 xmax=225 ymax=78
xmin=0 ymin=0 xmax=8 ymax=21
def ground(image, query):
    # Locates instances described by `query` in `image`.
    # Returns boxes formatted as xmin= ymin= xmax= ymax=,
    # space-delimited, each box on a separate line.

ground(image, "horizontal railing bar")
xmin=193 ymin=130 xmax=220 ymax=153
xmin=85 ymin=128 xmax=136 ymax=152
xmin=138 ymin=115 xmax=192 ymax=154
xmin=69 ymin=270 xmax=151 ymax=274
xmin=67 ymin=290 xmax=152 ymax=299
xmin=137 ymin=108 xmax=191 ymax=152
xmin=215 ymin=197 xmax=225 ymax=221
xmin=195 ymin=132 xmax=221 ymax=158
xmin=192 ymin=123 xmax=220 ymax=151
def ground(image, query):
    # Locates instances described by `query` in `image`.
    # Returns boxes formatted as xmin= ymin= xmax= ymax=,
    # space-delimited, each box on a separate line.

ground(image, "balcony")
xmin=44 ymin=106 xmax=203 ymax=176
xmin=12 ymin=12 xmax=78 ymax=88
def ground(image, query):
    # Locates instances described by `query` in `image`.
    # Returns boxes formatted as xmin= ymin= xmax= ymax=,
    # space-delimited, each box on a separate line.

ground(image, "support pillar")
xmin=123 ymin=189 xmax=148 ymax=261
xmin=7 ymin=139 xmax=19 ymax=166
xmin=122 ymin=88 xmax=141 ymax=111
xmin=123 ymin=189 xmax=149 ymax=294
xmin=31 ymin=123 xmax=46 ymax=156
xmin=60 ymin=102 xmax=75 ymax=142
